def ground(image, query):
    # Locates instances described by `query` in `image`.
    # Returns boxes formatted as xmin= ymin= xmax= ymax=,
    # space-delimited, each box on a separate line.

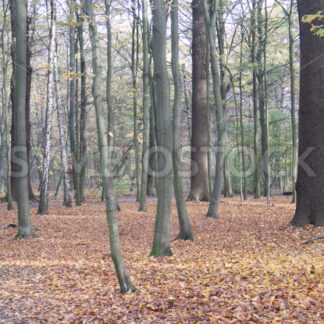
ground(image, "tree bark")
xmin=291 ymin=0 xmax=324 ymax=227
xmin=1 ymin=0 xmax=12 ymax=210
xmin=12 ymin=0 xmax=36 ymax=238
xmin=84 ymin=0 xmax=136 ymax=293
xmin=38 ymin=0 xmax=56 ymax=215
xmin=187 ymin=0 xmax=210 ymax=202
xmin=54 ymin=22 xmax=72 ymax=208
xmin=139 ymin=0 xmax=150 ymax=212
xmin=203 ymin=0 xmax=226 ymax=218
xmin=251 ymin=0 xmax=261 ymax=199
xmin=131 ymin=0 xmax=141 ymax=203
xmin=150 ymin=0 xmax=173 ymax=257
xmin=171 ymin=0 xmax=194 ymax=241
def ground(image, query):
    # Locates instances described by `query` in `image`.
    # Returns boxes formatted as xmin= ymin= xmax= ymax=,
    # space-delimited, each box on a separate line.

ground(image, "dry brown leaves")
xmin=0 ymin=196 xmax=323 ymax=323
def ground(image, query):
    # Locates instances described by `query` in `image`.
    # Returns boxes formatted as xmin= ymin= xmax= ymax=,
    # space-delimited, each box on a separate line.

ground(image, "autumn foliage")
xmin=0 ymin=197 xmax=323 ymax=323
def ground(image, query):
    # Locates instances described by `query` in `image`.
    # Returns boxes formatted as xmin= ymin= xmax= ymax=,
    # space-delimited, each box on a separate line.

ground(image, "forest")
xmin=0 ymin=0 xmax=323 ymax=322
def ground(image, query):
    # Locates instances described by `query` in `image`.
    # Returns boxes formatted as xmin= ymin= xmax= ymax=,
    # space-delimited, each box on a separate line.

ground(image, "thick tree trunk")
xmin=291 ymin=0 xmax=324 ymax=227
xmin=139 ymin=0 xmax=150 ymax=212
xmin=150 ymin=0 xmax=173 ymax=257
xmin=171 ymin=0 xmax=194 ymax=241
xmin=38 ymin=0 xmax=55 ymax=215
xmin=187 ymin=0 xmax=210 ymax=202
xmin=12 ymin=0 xmax=36 ymax=238
xmin=84 ymin=0 xmax=136 ymax=293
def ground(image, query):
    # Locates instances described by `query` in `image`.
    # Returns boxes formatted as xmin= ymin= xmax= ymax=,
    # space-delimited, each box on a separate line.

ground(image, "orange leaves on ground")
xmin=0 ymin=196 xmax=323 ymax=323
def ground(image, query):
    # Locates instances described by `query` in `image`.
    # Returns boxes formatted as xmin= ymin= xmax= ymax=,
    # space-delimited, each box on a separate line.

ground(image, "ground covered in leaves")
xmin=0 ymin=196 xmax=323 ymax=323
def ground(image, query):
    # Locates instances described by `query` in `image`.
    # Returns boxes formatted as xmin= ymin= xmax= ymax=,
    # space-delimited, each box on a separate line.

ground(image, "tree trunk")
xmin=251 ymin=0 xmax=261 ymax=199
xmin=84 ymin=0 xmax=136 ymax=293
xmin=54 ymin=24 xmax=72 ymax=208
xmin=1 ymin=0 xmax=12 ymax=210
xmin=187 ymin=0 xmax=210 ymax=202
xmin=239 ymin=24 xmax=248 ymax=200
xmin=139 ymin=0 xmax=150 ymax=212
xmin=171 ymin=0 xmax=194 ymax=241
xmin=203 ymin=0 xmax=226 ymax=218
xmin=291 ymin=0 xmax=324 ymax=227
xmin=131 ymin=0 xmax=141 ymax=203
xmin=77 ymin=10 xmax=87 ymax=203
xmin=38 ymin=0 xmax=55 ymax=215
xmin=68 ymin=0 xmax=78 ymax=204
xmin=150 ymin=0 xmax=173 ymax=257
xmin=12 ymin=0 xmax=36 ymax=238
xmin=288 ymin=0 xmax=297 ymax=204
xmin=256 ymin=0 xmax=270 ymax=202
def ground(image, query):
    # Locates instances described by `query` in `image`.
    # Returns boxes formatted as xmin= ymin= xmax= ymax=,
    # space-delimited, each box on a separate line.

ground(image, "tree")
xmin=187 ymin=0 xmax=210 ymax=202
xmin=38 ymin=0 xmax=56 ymax=215
xmin=291 ymin=0 xmax=324 ymax=227
xmin=84 ymin=0 xmax=136 ymax=292
xmin=171 ymin=0 xmax=194 ymax=241
xmin=139 ymin=0 xmax=150 ymax=212
xmin=203 ymin=0 xmax=225 ymax=218
xmin=54 ymin=9 xmax=72 ymax=208
xmin=12 ymin=0 xmax=36 ymax=238
xmin=1 ymin=0 xmax=12 ymax=210
xmin=150 ymin=0 xmax=173 ymax=257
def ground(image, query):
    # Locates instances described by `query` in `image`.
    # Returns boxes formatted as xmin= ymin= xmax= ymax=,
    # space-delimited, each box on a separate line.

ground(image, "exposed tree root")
xmin=301 ymin=235 xmax=324 ymax=245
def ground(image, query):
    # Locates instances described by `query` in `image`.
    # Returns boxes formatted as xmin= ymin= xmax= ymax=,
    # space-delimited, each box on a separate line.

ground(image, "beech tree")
xmin=171 ymin=0 xmax=194 ymax=241
xmin=150 ymin=0 xmax=173 ymax=257
xmin=187 ymin=0 xmax=210 ymax=202
xmin=84 ymin=0 xmax=136 ymax=293
xmin=12 ymin=0 xmax=36 ymax=238
xmin=291 ymin=0 xmax=324 ymax=227
xmin=38 ymin=0 xmax=56 ymax=215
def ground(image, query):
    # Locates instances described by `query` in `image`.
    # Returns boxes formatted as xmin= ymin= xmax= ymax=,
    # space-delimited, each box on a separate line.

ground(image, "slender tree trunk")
xmin=171 ymin=0 xmax=194 ymax=241
xmin=84 ymin=0 xmax=136 ymax=293
xmin=291 ymin=0 xmax=324 ymax=227
xmin=217 ymin=0 xmax=232 ymax=198
xmin=77 ymin=11 xmax=87 ymax=203
xmin=251 ymin=0 xmax=261 ymax=199
xmin=187 ymin=0 xmax=210 ymax=202
xmin=288 ymin=0 xmax=297 ymax=203
xmin=12 ymin=0 xmax=36 ymax=238
xmin=239 ymin=25 xmax=248 ymax=200
xmin=1 ymin=1 xmax=12 ymax=210
xmin=131 ymin=0 xmax=141 ymax=202
xmin=203 ymin=0 xmax=226 ymax=218
xmin=139 ymin=0 xmax=150 ymax=212
xmin=54 ymin=27 xmax=72 ymax=208
xmin=38 ymin=0 xmax=56 ymax=215
xmin=256 ymin=0 xmax=270 ymax=202
xmin=68 ymin=0 xmax=78 ymax=203
xmin=150 ymin=0 xmax=173 ymax=257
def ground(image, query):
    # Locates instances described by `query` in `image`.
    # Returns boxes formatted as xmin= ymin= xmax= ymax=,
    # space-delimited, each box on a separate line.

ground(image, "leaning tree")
xmin=291 ymin=0 xmax=324 ymax=227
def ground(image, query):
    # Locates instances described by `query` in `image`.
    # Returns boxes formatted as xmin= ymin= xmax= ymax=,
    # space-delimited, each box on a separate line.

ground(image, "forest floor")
xmin=0 ymin=196 xmax=323 ymax=323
